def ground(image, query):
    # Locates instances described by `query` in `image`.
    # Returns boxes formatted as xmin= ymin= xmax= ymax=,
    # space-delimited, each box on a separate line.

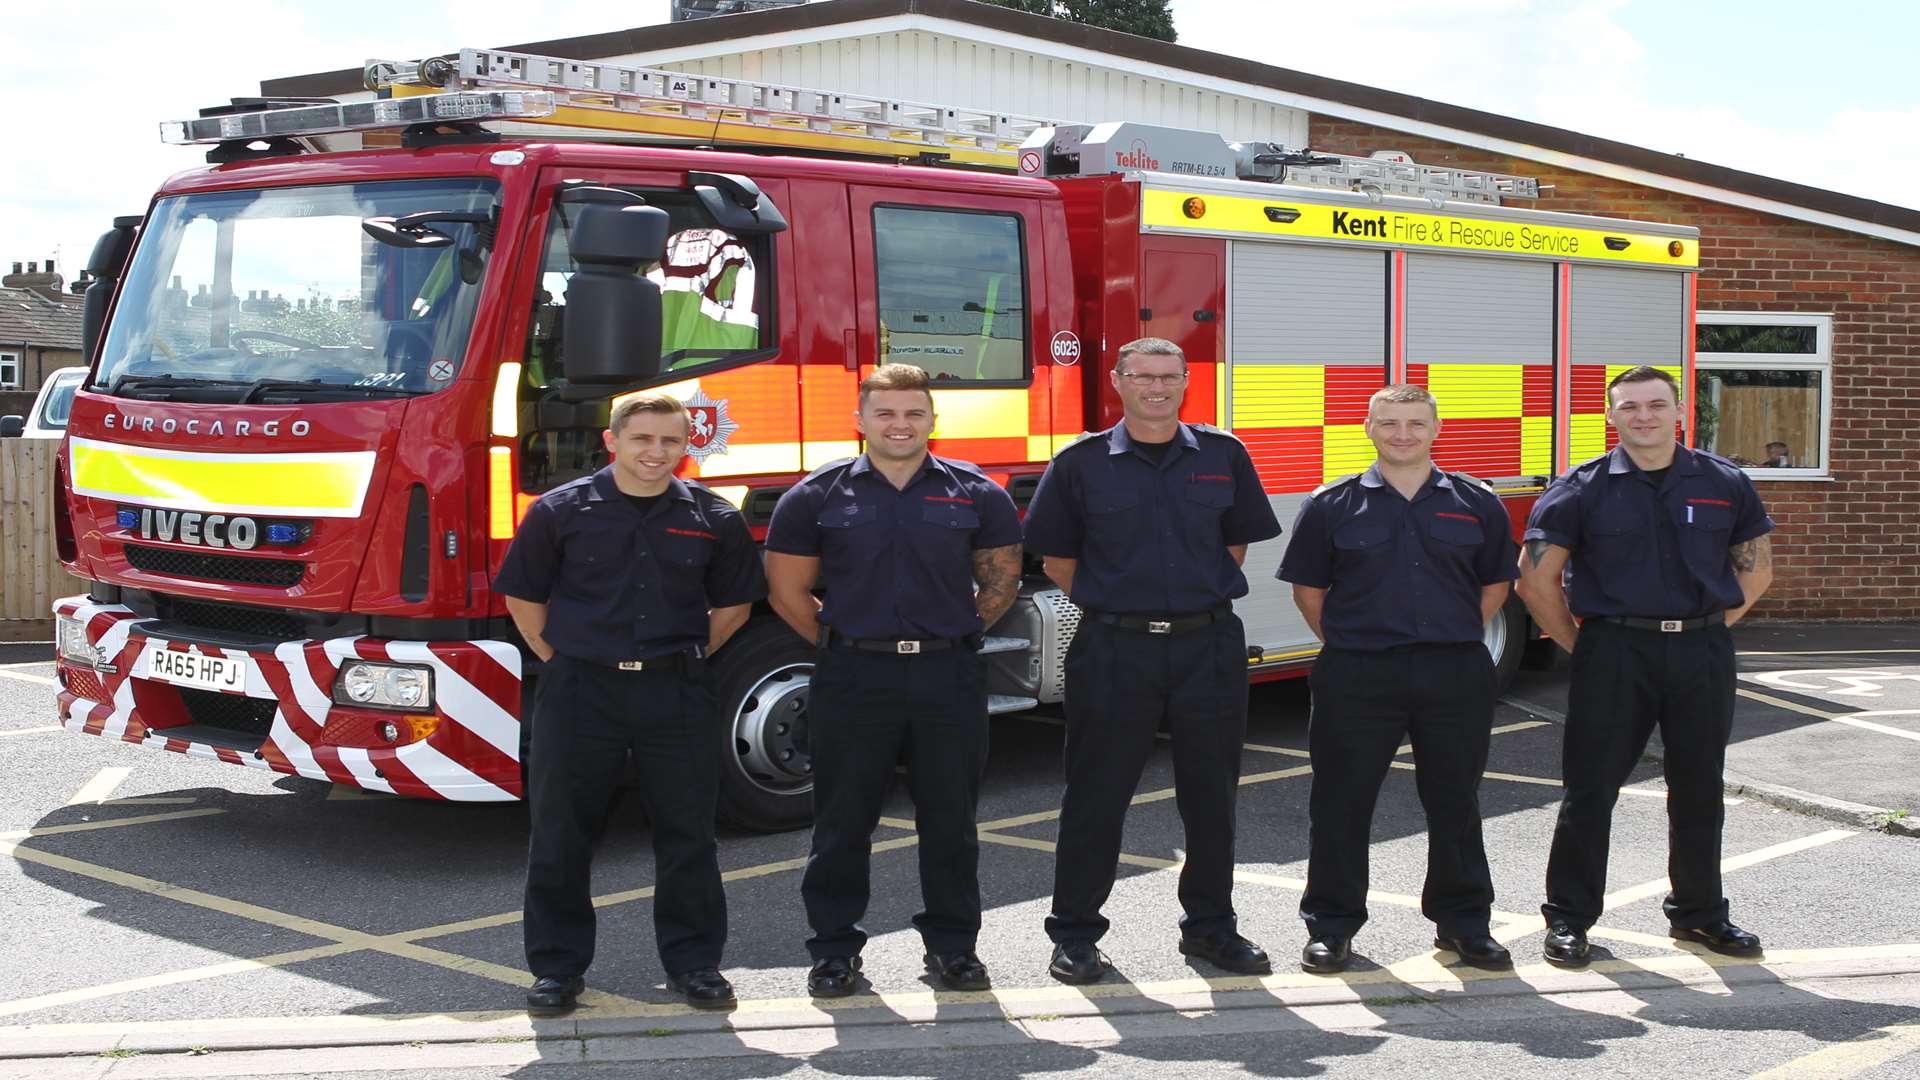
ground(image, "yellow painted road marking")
xmin=1738 ymin=688 xmax=1920 ymax=744
xmin=0 ymin=943 xmax=363 ymax=1019
xmin=0 ymin=725 xmax=63 ymax=738
xmin=1747 ymin=1021 xmax=1920 ymax=1079
xmin=0 ymin=837 xmax=648 ymax=1010
xmin=0 ymin=808 xmax=225 ymax=841
xmin=5 ymin=942 xmax=1917 ymax=1045
xmin=67 ymin=767 xmax=131 ymax=806
xmin=1739 ymin=649 xmax=1920 ymax=656
xmin=1603 ymin=829 xmax=1855 ymax=912
xmin=0 ymin=668 xmax=56 ymax=686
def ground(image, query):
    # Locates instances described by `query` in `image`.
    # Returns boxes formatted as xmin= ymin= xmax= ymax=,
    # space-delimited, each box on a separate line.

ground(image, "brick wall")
xmin=1310 ymin=117 xmax=1920 ymax=619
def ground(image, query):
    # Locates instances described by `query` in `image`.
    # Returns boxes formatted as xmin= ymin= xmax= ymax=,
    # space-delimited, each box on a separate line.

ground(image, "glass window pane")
xmin=1695 ymin=368 xmax=1822 ymax=468
xmin=1696 ymin=323 xmax=1817 ymax=354
xmin=873 ymin=207 xmax=1026 ymax=382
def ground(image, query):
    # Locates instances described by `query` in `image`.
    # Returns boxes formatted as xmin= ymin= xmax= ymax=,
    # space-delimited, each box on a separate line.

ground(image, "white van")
xmin=2 ymin=366 xmax=85 ymax=439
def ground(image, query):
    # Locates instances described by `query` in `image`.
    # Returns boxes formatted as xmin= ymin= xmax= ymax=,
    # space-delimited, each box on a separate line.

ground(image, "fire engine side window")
xmin=519 ymin=189 xmax=773 ymax=492
xmin=872 ymin=206 xmax=1027 ymax=384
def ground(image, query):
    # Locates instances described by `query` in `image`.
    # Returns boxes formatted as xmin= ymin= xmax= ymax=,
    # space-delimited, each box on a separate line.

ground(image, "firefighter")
xmin=1277 ymin=383 xmax=1518 ymax=974
xmin=764 ymin=363 xmax=1023 ymax=997
xmin=497 ymin=393 xmax=766 ymax=1015
xmin=1022 ymin=337 xmax=1282 ymax=984
xmin=1516 ymin=365 xmax=1775 ymax=966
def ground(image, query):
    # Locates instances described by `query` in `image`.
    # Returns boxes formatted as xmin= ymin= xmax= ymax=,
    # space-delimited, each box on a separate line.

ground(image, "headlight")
xmin=333 ymin=661 xmax=434 ymax=712
xmin=56 ymin=615 xmax=102 ymax=666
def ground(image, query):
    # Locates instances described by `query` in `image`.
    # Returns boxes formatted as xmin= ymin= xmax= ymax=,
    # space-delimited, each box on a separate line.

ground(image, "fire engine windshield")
xmin=96 ymin=179 xmax=499 ymax=401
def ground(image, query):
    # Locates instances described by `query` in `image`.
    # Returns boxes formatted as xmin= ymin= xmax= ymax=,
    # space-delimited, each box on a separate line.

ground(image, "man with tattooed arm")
xmin=765 ymin=363 xmax=1023 ymax=997
xmin=1515 ymin=365 xmax=1775 ymax=967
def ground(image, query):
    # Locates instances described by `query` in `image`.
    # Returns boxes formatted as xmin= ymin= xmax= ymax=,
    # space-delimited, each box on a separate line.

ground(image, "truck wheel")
xmin=709 ymin=618 xmax=816 ymax=832
xmin=1483 ymin=593 xmax=1527 ymax=694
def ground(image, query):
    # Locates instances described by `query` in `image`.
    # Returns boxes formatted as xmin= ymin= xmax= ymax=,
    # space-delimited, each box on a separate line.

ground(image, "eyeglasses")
xmin=1117 ymin=371 xmax=1188 ymax=387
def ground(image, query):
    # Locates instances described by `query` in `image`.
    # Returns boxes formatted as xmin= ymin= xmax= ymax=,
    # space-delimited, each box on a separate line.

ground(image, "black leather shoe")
xmin=807 ymin=955 xmax=863 ymax=998
xmin=924 ymin=951 xmax=992 ymax=991
xmin=1434 ymin=934 xmax=1514 ymax=970
xmin=1180 ymin=932 xmax=1273 ymax=975
xmin=667 ymin=967 xmax=736 ymax=1010
xmin=1543 ymin=924 xmax=1591 ymax=967
xmin=1301 ymin=937 xmax=1352 ymax=974
xmin=1048 ymin=941 xmax=1112 ymax=985
xmin=1671 ymin=920 xmax=1762 ymax=956
xmin=525 ymin=975 xmax=584 ymax=1015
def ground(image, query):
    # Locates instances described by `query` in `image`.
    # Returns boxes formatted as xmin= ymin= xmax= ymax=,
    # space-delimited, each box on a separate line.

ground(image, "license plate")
xmin=144 ymin=643 xmax=246 ymax=694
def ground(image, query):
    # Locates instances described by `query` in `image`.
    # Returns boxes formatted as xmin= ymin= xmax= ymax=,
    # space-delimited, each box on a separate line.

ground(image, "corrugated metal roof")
xmin=0 ymin=287 xmax=85 ymax=350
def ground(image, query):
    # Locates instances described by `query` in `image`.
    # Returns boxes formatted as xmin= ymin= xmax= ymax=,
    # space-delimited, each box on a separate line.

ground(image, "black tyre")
xmin=709 ymin=617 xmax=816 ymax=832
xmin=1483 ymin=592 xmax=1528 ymax=694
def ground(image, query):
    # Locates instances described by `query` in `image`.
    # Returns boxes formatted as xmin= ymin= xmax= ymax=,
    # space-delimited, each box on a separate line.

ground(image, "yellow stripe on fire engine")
xmin=1142 ymin=188 xmax=1699 ymax=269
xmin=1521 ymin=416 xmax=1555 ymax=475
xmin=1569 ymin=414 xmax=1608 ymax=462
xmin=1323 ymin=425 xmax=1376 ymax=482
xmin=1230 ymin=365 xmax=1325 ymax=427
xmin=68 ymin=438 xmax=378 ymax=519
xmin=930 ymin=387 xmax=1028 ymax=441
xmin=1427 ymin=365 xmax=1522 ymax=420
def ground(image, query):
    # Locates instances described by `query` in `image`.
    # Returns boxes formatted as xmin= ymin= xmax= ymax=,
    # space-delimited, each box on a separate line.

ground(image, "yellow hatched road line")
xmin=1748 ymin=1022 xmax=1920 ymax=1079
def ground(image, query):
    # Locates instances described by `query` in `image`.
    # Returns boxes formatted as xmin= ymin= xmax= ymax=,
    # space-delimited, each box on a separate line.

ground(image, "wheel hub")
xmin=731 ymin=662 xmax=814 ymax=796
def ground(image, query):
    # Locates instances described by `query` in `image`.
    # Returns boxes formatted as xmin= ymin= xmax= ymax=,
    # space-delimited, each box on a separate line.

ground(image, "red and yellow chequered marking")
xmin=1228 ymin=364 xmax=1381 ymax=493
xmin=1405 ymin=363 xmax=1557 ymax=479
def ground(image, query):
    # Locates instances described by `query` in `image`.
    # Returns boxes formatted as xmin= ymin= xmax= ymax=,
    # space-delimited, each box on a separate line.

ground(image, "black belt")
xmin=1091 ymin=609 xmax=1225 ymax=635
xmin=1587 ymin=612 xmax=1725 ymax=633
xmin=610 ymin=651 xmax=698 ymax=672
xmin=831 ymin=634 xmax=977 ymax=655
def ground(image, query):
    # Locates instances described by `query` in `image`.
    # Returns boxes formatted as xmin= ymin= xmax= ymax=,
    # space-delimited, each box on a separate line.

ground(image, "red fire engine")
xmin=51 ymin=48 xmax=1700 ymax=829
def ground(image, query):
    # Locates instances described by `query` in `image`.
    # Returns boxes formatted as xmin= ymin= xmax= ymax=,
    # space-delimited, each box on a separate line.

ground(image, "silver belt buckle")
xmin=896 ymin=640 xmax=922 ymax=654
xmin=1659 ymin=620 xmax=1683 ymax=633
xmin=617 ymin=660 xmax=646 ymax=670
xmin=1147 ymin=620 xmax=1173 ymax=634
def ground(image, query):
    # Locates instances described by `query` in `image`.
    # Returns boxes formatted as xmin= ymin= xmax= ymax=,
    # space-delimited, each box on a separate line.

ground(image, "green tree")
xmin=982 ymin=0 xmax=1178 ymax=42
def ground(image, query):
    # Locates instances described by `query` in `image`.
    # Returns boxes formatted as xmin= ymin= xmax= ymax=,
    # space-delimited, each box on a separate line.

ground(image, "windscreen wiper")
xmin=238 ymin=377 xmax=416 ymax=401
xmin=109 ymin=373 xmax=242 ymax=397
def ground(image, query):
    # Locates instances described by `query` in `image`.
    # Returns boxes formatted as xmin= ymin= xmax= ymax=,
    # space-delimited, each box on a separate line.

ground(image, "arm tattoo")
xmin=972 ymin=544 xmax=1023 ymax=628
xmin=1524 ymin=539 xmax=1552 ymax=569
xmin=1730 ymin=535 xmax=1773 ymax=573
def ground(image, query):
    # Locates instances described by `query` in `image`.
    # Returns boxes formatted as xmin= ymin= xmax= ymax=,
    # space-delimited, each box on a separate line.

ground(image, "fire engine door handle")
xmin=843 ymin=329 xmax=859 ymax=371
xmin=1194 ymin=309 xmax=1217 ymax=322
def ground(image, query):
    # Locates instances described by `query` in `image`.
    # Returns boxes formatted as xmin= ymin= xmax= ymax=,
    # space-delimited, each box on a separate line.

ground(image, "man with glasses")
xmin=1023 ymin=337 xmax=1282 ymax=984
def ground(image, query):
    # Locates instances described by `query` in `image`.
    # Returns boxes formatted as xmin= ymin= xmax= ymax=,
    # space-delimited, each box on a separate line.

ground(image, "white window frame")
xmin=1695 ymin=311 xmax=1832 ymax=480
xmin=0 ymin=351 xmax=19 ymax=389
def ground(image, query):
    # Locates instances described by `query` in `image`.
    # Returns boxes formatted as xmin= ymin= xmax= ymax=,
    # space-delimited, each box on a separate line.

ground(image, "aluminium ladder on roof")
xmin=366 ymin=47 xmax=1056 ymax=169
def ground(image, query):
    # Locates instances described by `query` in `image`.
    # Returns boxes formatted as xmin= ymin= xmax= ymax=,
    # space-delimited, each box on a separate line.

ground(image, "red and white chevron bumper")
xmin=50 ymin=596 xmax=524 ymax=800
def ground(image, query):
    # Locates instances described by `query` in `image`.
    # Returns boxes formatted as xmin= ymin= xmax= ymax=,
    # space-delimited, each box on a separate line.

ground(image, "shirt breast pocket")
xmin=922 ymin=502 xmax=981 ymax=530
xmin=817 ymin=505 xmax=880 ymax=531
xmin=1677 ymin=499 xmax=1734 ymax=534
xmin=662 ymin=524 xmax=718 ymax=569
xmin=1587 ymin=515 xmax=1647 ymax=566
xmin=1088 ymin=486 xmax=1140 ymax=518
xmin=1427 ymin=513 xmax=1485 ymax=547
xmin=1332 ymin=523 xmax=1391 ymax=566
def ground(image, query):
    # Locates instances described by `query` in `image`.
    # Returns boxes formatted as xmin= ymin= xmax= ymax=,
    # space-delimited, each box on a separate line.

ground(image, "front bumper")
xmin=51 ymin=595 xmax=524 ymax=801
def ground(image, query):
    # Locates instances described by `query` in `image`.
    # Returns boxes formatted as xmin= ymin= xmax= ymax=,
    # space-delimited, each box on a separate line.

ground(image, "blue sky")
xmin=2 ymin=0 xmax=1915 ymax=269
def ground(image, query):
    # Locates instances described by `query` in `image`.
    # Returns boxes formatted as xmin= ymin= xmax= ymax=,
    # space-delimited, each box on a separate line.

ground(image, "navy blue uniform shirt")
xmin=495 ymin=468 xmax=767 ymax=664
xmin=1524 ymin=444 xmax=1773 ymax=619
xmin=764 ymin=453 xmax=1022 ymax=641
xmin=1022 ymin=422 xmax=1282 ymax=614
xmin=1277 ymin=466 xmax=1520 ymax=651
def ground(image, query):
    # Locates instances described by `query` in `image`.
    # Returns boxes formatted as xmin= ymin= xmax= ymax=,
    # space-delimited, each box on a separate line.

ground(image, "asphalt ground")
xmin=1 ymin=623 xmax=1917 ymax=1079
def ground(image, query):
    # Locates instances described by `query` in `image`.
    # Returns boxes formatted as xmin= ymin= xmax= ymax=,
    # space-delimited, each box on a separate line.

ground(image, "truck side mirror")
xmin=0 ymin=416 xmax=24 ymax=439
xmin=81 ymin=215 xmax=143 ymax=367
xmin=560 ymin=189 xmax=670 ymax=385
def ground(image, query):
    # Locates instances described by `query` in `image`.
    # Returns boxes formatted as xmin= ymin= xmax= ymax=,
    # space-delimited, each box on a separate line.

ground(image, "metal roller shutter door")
xmin=1405 ymin=253 xmax=1555 ymax=479
xmin=1569 ymin=266 xmax=1690 ymax=456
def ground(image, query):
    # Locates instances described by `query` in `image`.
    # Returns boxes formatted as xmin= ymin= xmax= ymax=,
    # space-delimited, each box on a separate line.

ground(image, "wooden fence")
xmin=1 ymin=439 xmax=81 ymax=625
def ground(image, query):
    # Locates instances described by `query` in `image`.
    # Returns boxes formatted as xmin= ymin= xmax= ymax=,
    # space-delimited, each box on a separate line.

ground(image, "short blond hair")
xmin=1116 ymin=337 xmax=1185 ymax=370
xmin=859 ymin=363 xmax=933 ymax=407
xmin=610 ymin=392 xmax=690 ymax=434
xmin=1368 ymin=383 xmax=1439 ymax=418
